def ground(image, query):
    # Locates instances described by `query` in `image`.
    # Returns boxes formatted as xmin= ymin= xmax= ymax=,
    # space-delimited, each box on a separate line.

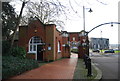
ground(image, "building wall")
xmin=89 ymin=38 xmax=109 ymax=50
xmin=18 ymin=19 xmax=67 ymax=61
xmin=18 ymin=26 xmax=28 ymax=48
xmin=68 ymin=31 xmax=89 ymax=58
xmin=19 ymin=19 xmax=91 ymax=60
xmin=62 ymin=37 xmax=70 ymax=58
xmin=69 ymin=32 xmax=79 ymax=42
xmin=55 ymin=29 xmax=63 ymax=59
xmin=78 ymin=35 xmax=89 ymax=58
xmin=19 ymin=20 xmax=46 ymax=60
xmin=68 ymin=32 xmax=79 ymax=48
xmin=27 ymin=20 xmax=45 ymax=51
xmin=45 ymin=24 xmax=56 ymax=61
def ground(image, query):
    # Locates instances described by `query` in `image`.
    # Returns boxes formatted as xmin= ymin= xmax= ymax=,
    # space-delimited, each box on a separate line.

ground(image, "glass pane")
xmin=58 ymin=42 xmax=60 ymax=52
xmin=34 ymin=37 xmax=36 ymax=43
xmin=34 ymin=38 xmax=36 ymax=43
xmin=33 ymin=36 xmax=41 ymax=43
xmin=30 ymin=45 xmax=32 ymax=51
xmin=33 ymin=45 xmax=36 ymax=51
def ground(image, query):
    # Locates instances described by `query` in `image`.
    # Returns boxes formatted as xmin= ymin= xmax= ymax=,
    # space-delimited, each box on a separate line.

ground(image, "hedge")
xmin=71 ymin=49 xmax=78 ymax=53
xmin=2 ymin=56 xmax=39 ymax=79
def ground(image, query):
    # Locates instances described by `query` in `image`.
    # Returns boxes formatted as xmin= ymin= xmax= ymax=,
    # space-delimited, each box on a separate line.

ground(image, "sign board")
xmin=83 ymin=39 xmax=86 ymax=43
xmin=62 ymin=44 xmax=65 ymax=47
xmin=48 ymin=47 xmax=51 ymax=51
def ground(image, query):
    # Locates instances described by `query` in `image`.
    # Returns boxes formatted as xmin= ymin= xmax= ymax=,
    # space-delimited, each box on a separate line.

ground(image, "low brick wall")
xmin=26 ymin=53 xmax=36 ymax=60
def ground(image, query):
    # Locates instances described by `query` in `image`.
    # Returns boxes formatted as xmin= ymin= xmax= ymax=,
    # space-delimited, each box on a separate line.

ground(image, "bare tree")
xmin=11 ymin=0 xmax=30 ymax=47
xmin=20 ymin=0 xmax=69 ymax=29
xmin=68 ymin=0 xmax=107 ymax=18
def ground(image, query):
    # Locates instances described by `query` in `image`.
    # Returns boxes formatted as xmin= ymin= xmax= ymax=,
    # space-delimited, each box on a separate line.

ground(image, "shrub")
xmin=2 ymin=56 xmax=39 ymax=79
xmin=71 ymin=49 xmax=78 ymax=53
xmin=9 ymin=46 xmax=26 ymax=58
xmin=2 ymin=41 xmax=26 ymax=58
xmin=2 ymin=41 xmax=11 ymax=56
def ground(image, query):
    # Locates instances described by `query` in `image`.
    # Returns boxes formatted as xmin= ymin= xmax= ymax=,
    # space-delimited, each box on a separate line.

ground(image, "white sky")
xmin=63 ymin=0 xmax=119 ymax=44
xmin=10 ymin=0 xmax=120 ymax=44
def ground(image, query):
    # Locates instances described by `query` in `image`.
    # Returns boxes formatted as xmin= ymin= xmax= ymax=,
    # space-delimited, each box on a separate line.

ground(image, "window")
xmin=58 ymin=41 xmax=61 ymax=53
xmin=33 ymin=45 xmax=36 ymax=51
xmin=29 ymin=36 xmax=42 ymax=53
xmin=73 ymin=37 xmax=75 ymax=41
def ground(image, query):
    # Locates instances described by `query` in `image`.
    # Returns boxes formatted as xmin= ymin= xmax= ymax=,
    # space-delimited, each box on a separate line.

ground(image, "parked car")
xmin=92 ymin=49 xmax=100 ymax=53
xmin=104 ymin=49 xmax=114 ymax=53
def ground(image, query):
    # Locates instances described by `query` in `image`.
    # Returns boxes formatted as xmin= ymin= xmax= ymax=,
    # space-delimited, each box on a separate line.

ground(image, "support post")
xmin=87 ymin=58 xmax=92 ymax=77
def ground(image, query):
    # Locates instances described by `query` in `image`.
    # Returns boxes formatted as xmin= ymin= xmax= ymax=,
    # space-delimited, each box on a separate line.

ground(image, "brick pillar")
xmin=78 ymin=33 xmax=89 ymax=58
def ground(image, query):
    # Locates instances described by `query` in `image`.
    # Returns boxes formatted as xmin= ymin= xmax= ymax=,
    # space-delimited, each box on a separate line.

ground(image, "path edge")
xmin=92 ymin=63 xmax=102 ymax=81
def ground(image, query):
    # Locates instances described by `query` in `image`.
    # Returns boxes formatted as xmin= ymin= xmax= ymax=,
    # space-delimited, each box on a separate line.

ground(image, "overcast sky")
xmin=63 ymin=0 xmax=119 ymax=44
xmin=10 ymin=0 xmax=120 ymax=44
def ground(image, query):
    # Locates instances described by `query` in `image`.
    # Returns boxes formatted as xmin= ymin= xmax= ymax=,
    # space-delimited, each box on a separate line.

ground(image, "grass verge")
xmin=73 ymin=59 xmax=97 ymax=80
xmin=71 ymin=49 xmax=78 ymax=53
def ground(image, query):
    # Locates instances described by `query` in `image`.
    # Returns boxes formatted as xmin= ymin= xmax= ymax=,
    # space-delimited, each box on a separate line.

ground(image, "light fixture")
xmin=88 ymin=8 xmax=93 ymax=13
xmin=111 ymin=22 xmax=113 ymax=27
xmin=34 ymin=30 xmax=37 ymax=33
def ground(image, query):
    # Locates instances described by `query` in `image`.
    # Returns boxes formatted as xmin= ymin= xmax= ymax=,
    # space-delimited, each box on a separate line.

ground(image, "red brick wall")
xmin=18 ymin=26 xmax=28 ymax=56
xmin=19 ymin=20 xmax=82 ymax=60
xmin=78 ymin=36 xmax=89 ymax=58
xmin=69 ymin=33 xmax=79 ymax=42
xmin=27 ymin=20 xmax=45 ymax=43
xmin=68 ymin=32 xmax=89 ymax=58
xmin=62 ymin=37 xmax=70 ymax=58
xmin=55 ymin=29 xmax=62 ymax=59
xmin=26 ymin=53 xmax=36 ymax=59
xmin=45 ymin=24 xmax=56 ymax=61
xmin=19 ymin=20 xmax=46 ymax=60
xmin=19 ymin=20 xmax=65 ymax=61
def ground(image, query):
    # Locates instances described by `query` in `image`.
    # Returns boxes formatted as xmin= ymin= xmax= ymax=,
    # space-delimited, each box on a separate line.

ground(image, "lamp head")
xmin=88 ymin=8 xmax=93 ymax=13
xmin=111 ymin=22 xmax=113 ymax=27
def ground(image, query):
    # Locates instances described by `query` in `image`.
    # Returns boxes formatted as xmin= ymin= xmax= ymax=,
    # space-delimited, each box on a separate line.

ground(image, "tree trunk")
xmin=11 ymin=2 xmax=26 ymax=48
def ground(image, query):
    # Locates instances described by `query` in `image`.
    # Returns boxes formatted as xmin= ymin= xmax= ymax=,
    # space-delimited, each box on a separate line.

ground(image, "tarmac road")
xmin=90 ymin=53 xmax=119 ymax=80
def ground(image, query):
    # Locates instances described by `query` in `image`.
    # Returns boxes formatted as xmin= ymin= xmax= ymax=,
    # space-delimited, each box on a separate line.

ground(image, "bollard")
xmin=87 ymin=58 xmax=92 ymax=77
xmin=84 ymin=54 xmax=89 ymax=69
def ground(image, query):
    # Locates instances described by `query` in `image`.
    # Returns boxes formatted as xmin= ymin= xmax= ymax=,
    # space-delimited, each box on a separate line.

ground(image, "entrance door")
xmin=37 ymin=45 xmax=43 ymax=61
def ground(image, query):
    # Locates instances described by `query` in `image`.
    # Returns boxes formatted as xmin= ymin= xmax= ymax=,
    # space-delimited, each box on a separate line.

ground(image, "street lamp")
xmin=83 ymin=22 xmax=120 ymax=77
xmin=111 ymin=22 xmax=113 ymax=27
xmin=83 ymin=6 xmax=93 ymax=31
xmin=87 ymin=22 xmax=120 ymax=35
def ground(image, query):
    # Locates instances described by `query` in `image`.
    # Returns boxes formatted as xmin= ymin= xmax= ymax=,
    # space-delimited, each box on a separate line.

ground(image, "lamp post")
xmin=81 ymin=6 xmax=92 ymax=57
xmin=83 ymin=6 xmax=93 ymax=31
xmin=100 ymin=30 xmax=103 ymax=53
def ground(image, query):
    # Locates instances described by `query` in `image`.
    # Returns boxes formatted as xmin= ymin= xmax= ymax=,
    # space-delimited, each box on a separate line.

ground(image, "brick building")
xmin=68 ymin=31 xmax=89 ymax=58
xmin=89 ymin=37 xmax=109 ymax=50
xmin=18 ymin=17 xmax=89 ymax=61
xmin=68 ymin=32 xmax=79 ymax=49
xmin=18 ymin=17 xmax=70 ymax=61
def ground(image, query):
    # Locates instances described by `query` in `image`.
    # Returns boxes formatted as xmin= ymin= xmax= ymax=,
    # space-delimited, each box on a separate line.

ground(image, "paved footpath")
xmin=9 ymin=53 xmax=78 ymax=79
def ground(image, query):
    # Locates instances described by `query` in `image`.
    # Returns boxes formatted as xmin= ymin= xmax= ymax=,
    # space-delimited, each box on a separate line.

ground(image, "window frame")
xmin=58 ymin=41 xmax=61 ymax=53
xmin=28 ymin=36 xmax=42 ymax=53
